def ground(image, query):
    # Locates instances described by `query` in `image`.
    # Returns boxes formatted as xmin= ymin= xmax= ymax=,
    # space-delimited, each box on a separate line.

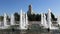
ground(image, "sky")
xmin=0 ymin=0 xmax=60 ymax=16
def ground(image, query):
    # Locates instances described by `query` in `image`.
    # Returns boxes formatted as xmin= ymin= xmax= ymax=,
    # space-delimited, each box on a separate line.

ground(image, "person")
xmin=47 ymin=28 xmax=50 ymax=32
xmin=12 ymin=28 xmax=15 ymax=32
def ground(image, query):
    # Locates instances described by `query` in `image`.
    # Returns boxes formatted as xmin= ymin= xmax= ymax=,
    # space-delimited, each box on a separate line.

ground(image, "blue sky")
xmin=0 ymin=0 xmax=60 ymax=16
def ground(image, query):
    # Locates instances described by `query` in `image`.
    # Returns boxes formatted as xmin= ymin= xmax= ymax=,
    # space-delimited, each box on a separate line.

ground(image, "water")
xmin=10 ymin=14 xmax=15 ymax=25
xmin=0 ymin=29 xmax=60 ymax=34
xmin=4 ymin=13 xmax=7 ymax=26
xmin=20 ymin=9 xmax=28 ymax=30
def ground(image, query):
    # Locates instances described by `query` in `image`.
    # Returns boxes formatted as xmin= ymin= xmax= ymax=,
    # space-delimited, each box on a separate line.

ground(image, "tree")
xmin=14 ymin=12 xmax=20 ymax=21
xmin=0 ymin=16 xmax=4 ymax=21
xmin=51 ymin=12 xmax=56 ymax=21
xmin=28 ymin=14 xmax=41 ymax=21
xmin=7 ymin=15 xmax=10 ymax=22
xmin=36 ymin=14 xmax=41 ymax=21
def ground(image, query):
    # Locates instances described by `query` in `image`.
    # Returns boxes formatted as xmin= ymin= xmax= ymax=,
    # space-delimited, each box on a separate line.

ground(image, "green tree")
xmin=7 ymin=15 xmax=10 ymax=22
xmin=36 ymin=14 xmax=41 ymax=21
xmin=51 ymin=12 xmax=56 ymax=21
xmin=0 ymin=16 xmax=4 ymax=21
xmin=28 ymin=14 xmax=41 ymax=21
xmin=14 ymin=12 xmax=20 ymax=21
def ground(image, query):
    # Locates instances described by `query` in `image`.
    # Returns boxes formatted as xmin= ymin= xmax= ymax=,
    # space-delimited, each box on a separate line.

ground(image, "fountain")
xmin=4 ymin=13 xmax=7 ymax=26
xmin=20 ymin=9 xmax=23 ymax=29
xmin=20 ymin=9 xmax=28 ymax=30
xmin=47 ymin=9 xmax=58 ymax=30
xmin=25 ymin=13 xmax=29 ymax=28
xmin=57 ymin=16 xmax=60 ymax=25
xmin=40 ymin=13 xmax=48 ymax=28
xmin=0 ymin=13 xmax=9 ymax=29
xmin=21 ymin=10 xmax=26 ymax=29
xmin=0 ymin=21 xmax=1 ymax=27
xmin=43 ymin=13 xmax=48 ymax=28
xmin=10 ymin=14 xmax=15 ymax=25
xmin=41 ymin=13 xmax=44 ymax=26
xmin=47 ymin=9 xmax=53 ymax=29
